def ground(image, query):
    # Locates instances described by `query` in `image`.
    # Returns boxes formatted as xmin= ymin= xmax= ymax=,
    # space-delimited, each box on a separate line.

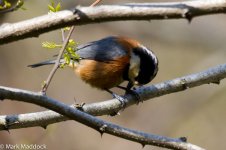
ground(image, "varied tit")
xmin=29 ymin=36 xmax=158 ymax=105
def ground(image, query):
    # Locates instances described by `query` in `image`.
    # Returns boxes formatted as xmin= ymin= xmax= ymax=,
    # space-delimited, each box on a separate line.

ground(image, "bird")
xmin=28 ymin=36 xmax=158 ymax=106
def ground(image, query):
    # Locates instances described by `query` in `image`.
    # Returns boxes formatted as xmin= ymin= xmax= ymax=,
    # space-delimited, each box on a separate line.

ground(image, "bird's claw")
xmin=112 ymin=93 xmax=127 ymax=109
xmin=126 ymin=89 xmax=142 ymax=104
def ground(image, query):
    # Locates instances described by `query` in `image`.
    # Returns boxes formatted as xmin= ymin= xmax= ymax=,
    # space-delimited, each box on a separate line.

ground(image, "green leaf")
xmin=66 ymin=47 xmax=73 ymax=52
xmin=71 ymin=53 xmax=79 ymax=60
xmin=63 ymin=27 xmax=71 ymax=31
xmin=0 ymin=1 xmax=11 ymax=9
xmin=55 ymin=3 xmax=61 ymax=12
xmin=5 ymin=1 xmax=11 ymax=8
xmin=68 ymin=39 xmax=76 ymax=46
xmin=50 ymin=0 xmax=55 ymax=7
xmin=20 ymin=7 xmax=26 ymax=10
xmin=42 ymin=41 xmax=61 ymax=49
xmin=64 ymin=53 xmax=71 ymax=65
xmin=16 ymin=0 xmax=24 ymax=9
xmin=48 ymin=4 xmax=55 ymax=12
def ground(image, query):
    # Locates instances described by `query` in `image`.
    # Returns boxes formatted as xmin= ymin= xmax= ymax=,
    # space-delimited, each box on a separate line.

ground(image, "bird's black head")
xmin=133 ymin=45 xmax=158 ymax=85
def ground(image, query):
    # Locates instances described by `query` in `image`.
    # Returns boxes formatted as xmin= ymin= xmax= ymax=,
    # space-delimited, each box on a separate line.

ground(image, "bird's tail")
xmin=28 ymin=58 xmax=80 ymax=68
xmin=28 ymin=59 xmax=63 ymax=68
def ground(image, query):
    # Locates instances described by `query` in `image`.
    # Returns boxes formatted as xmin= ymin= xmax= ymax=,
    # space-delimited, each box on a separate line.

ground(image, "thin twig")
xmin=61 ymin=29 xmax=65 ymax=42
xmin=90 ymin=0 xmax=102 ymax=7
xmin=41 ymin=26 xmax=75 ymax=94
xmin=41 ymin=0 xmax=102 ymax=93
xmin=0 ymin=0 xmax=226 ymax=45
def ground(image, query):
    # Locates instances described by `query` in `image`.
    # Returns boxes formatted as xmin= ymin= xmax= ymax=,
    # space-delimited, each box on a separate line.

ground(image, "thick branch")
xmin=0 ymin=64 xmax=225 ymax=150
xmin=1 ymin=60 xmax=225 ymax=150
xmin=1 ymin=63 xmax=226 ymax=130
xmin=0 ymin=0 xmax=226 ymax=44
xmin=0 ymin=88 xmax=203 ymax=150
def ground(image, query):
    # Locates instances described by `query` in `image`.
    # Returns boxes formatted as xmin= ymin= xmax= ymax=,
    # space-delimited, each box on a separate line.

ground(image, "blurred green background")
xmin=0 ymin=0 xmax=226 ymax=149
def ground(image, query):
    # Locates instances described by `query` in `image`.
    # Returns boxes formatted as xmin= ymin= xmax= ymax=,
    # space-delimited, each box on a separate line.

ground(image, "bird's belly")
xmin=75 ymin=59 xmax=128 ymax=89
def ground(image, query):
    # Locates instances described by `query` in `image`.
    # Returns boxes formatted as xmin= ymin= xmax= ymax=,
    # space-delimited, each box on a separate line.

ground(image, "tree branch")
xmin=0 ymin=87 xmax=203 ymax=150
xmin=0 ymin=1 xmax=225 ymax=149
xmin=1 ymin=55 xmax=225 ymax=150
xmin=1 ymin=63 xmax=226 ymax=149
xmin=1 ymin=63 xmax=226 ymax=130
xmin=0 ymin=0 xmax=226 ymax=45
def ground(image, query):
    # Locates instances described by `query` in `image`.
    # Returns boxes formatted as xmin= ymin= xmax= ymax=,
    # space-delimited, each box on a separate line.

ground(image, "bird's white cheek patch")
xmin=129 ymin=53 xmax=140 ymax=83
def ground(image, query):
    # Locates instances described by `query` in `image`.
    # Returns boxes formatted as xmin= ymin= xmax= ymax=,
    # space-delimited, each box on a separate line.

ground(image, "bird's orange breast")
xmin=74 ymin=56 xmax=130 ymax=89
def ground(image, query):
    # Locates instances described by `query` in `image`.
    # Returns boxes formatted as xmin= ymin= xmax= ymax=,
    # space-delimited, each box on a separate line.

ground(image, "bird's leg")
xmin=117 ymin=81 xmax=134 ymax=94
xmin=126 ymin=81 xmax=134 ymax=91
xmin=105 ymin=89 xmax=127 ymax=109
xmin=117 ymin=81 xmax=141 ymax=104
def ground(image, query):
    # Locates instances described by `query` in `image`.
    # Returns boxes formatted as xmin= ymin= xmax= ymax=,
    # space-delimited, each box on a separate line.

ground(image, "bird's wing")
xmin=76 ymin=36 xmax=128 ymax=62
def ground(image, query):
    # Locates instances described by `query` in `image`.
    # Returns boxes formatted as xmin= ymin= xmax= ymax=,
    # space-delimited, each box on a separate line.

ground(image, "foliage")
xmin=42 ymin=0 xmax=79 ymax=68
xmin=48 ymin=0 xmax=61 ymax=13
xmin=0 ymin=0 xmax=25 ymax=11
